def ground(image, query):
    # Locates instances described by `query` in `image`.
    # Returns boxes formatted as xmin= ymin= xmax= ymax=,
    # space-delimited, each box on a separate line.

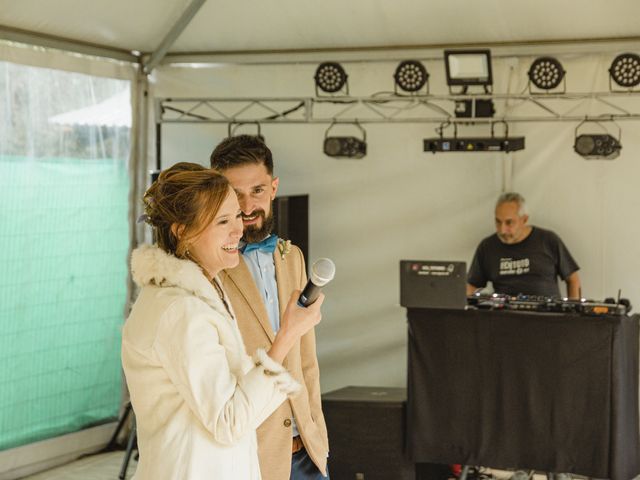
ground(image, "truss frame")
xmin=157 ymin=91 xmax=640 ymax=125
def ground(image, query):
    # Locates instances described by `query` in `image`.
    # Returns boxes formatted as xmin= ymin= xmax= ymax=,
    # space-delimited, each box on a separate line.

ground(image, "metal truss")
xmin=157 ymin=91 xmax=640 ymax=125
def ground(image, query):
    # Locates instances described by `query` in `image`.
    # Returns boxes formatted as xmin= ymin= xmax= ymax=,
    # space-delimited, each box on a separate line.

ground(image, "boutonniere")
xmin=277 ymin=239 xmax=292 ymax=260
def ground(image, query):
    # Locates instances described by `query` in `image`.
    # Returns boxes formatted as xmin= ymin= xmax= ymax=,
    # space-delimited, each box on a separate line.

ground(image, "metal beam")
xmin=0 ymin=24 xmax=138 ymax=63
xmin=159 ymin=35 xmax=640 ymax=66
xmin=159 ymin=115 xmax=640 ymax=124
xmin=157 ymin=92 xmax=640 ymax=125
xmin=143 ymin=0 xmax=207 ymax=74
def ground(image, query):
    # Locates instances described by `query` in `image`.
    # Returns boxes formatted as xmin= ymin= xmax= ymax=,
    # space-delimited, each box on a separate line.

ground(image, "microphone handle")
xmin=298 ymin=281 xmax=321 ymax=307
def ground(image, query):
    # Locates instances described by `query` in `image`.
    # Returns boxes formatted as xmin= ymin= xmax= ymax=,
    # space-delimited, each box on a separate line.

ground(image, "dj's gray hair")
xmin=496 ymin=192 xmax=528 ymax=216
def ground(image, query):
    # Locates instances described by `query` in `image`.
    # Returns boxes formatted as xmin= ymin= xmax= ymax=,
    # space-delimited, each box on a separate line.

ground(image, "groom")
xmin=210 ymin=135 xmax=329 ymax=480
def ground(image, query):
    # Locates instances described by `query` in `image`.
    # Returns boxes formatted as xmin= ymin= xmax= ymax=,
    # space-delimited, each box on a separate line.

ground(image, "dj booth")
xmin=407 ymin=307 xmax=640 ymax=480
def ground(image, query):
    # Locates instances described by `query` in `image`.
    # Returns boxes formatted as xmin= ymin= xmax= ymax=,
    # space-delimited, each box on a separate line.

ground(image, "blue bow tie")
xmin=241 ymin=235 xmax=278 ymax=254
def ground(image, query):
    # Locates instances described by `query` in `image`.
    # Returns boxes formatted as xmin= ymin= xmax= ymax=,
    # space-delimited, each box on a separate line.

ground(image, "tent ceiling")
xmin=1 ymin=0 xmax=640 ymax=63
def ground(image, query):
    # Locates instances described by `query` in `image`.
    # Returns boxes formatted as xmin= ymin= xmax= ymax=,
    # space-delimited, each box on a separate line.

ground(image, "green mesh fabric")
xmin=0 ymin=155 xmax=128 ymax=450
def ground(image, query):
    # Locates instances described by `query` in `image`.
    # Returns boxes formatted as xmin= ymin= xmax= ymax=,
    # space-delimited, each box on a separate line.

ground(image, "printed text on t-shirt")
xmin=499 ymin=257 xmax=530 ymax=276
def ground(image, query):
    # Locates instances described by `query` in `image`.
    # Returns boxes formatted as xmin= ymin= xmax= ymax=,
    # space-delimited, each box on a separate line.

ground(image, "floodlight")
xmin=394 ymin=60 xmax=429 ymax=94
xmin=573 ymin=120 xmax=621 ymax=160
xmin=314 ymin=62 xmax=349 ymax=95
xmin=323 ymin=121 xmax=367 ymax=159
xmin=528 ymin=57 xmax=565 ymax=91
xmin=444 ymin=49 xmax=492 ymax=92
xmin=609 ymin=53 xmax=640 ymax=89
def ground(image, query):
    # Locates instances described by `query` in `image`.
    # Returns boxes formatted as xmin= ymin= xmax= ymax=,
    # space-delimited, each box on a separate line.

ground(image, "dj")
xmin=466 ymin=192 xmax=581 ymax=299
xmin=466 ymin=192 xmax=581 ymax=480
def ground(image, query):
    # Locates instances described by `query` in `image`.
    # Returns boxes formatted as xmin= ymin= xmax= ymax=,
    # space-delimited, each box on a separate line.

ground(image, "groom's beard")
xmin=242 ymin=207 xmax=275 ymax=243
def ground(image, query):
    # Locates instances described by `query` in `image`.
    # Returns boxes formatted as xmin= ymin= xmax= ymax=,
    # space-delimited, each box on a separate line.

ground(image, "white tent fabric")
xmin=1 ymin=0 xmax=640 ymax=61
xmin=48 ymin=90 xmax=131 ymax=127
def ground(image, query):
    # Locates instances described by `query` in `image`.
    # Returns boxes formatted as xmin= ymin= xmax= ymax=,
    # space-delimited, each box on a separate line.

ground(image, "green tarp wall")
xmin=0 ymin=156 xmax=128 ymax=450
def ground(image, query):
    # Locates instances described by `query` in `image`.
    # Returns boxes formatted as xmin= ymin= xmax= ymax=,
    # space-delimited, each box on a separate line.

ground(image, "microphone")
xmin=298 ymin=258 xmax=336 ymax=307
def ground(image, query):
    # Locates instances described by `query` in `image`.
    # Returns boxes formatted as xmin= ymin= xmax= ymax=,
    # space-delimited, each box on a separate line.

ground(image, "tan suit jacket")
xmin=220 ymin=244 xmax=329 ymax=480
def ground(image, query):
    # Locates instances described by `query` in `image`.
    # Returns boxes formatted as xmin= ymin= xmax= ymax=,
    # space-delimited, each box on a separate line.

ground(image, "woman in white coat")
xmin=122 ymin=162 xmax=324 ymax=480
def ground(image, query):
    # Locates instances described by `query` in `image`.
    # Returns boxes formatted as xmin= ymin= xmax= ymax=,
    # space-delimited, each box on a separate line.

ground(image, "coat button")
xmin=283 ymin=419 xmax=292 ymax=427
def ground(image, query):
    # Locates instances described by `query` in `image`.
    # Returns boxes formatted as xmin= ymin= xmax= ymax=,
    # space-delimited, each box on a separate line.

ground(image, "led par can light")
xmin=528 ymin=56 xmax=565 ymax=90
xmin=609 ymin=53 xmax=640 ymax=88
xmin=394 ymin=60 xmax=429 ymax=93
xmin=314 ymin=62 xmax=348 ymax=94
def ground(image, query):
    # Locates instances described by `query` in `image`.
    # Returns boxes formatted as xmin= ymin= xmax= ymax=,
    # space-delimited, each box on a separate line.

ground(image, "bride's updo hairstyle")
xmin=142 ymin=162 xmax=230 ymax=257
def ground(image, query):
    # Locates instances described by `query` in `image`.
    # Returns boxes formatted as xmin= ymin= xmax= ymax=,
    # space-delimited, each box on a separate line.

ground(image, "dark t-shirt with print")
xmin=467 ymin=226 xmax=579 ymax=297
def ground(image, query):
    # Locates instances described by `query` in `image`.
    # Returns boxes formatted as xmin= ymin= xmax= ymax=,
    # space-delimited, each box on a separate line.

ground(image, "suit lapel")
xmin=222 ymin=256 xmax=276 ymax=342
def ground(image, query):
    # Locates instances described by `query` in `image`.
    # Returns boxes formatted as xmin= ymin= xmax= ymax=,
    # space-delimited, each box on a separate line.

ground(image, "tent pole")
xmin=0 ymin=24 xmax=137 ymax=63
xmin=143 ymin=0 xmax=207 ymax=74
xmin=155 ymin=122 xmax=162 ymax=171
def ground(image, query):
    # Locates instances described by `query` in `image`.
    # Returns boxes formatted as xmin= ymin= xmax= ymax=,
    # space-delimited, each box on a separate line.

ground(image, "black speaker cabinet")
xmin=322 ymin=386 xmax=450 ymax=480
xmin=272 ymin=194 xmax=308 ymax=261
xmin=322 ymin=386 xmax=413 ymax=480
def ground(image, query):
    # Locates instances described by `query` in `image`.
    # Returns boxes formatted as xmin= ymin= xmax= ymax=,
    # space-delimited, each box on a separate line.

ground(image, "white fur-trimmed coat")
xmin=122 ymin=245 xmax=299 ymax=480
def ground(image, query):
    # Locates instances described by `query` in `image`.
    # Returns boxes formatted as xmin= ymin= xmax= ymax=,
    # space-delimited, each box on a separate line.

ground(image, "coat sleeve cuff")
xmin=254 ymin=349 xmax=301 ymax=397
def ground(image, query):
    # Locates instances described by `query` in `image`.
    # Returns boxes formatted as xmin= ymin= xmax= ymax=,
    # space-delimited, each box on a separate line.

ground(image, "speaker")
xmin=322 ymin=386 xmax=451 ymax=480
xmin=272 ymin=194 xmax=309 ymax=261
xmin=322 ymin=386 xmax=412 ymax=480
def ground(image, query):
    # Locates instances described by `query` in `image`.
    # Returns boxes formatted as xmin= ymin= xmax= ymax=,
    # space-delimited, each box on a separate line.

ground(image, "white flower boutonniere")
xmin=277 ymin=239 xmax=292 ymax=260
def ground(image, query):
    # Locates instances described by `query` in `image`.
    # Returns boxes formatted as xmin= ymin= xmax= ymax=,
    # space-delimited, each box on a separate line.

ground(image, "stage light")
xmin=425 ymin=120 xmax=523 ymax=153
xmin=323 ymin=121 xmax=367 ymax=159
xmin=609 ymin=53 xmax=640 ymax=88
xmin=424 ymin=136 xmax=524 ymax=153
xmin=314 ymin=62 xmax=349 ymax=95
xmin=574 ymin=120 xmax=621 ymax=160
xmin=444 ymin=49 xmax=492 ymax=92
xmin=574 ymin=134 xmax=621 ymax=159
xmin=394 ymin=60 xmax=429 ymax=94
xmin=528 ymin=57 xmax=565 ymax=91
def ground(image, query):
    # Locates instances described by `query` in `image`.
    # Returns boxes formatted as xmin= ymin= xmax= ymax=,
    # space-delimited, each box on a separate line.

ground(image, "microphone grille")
xmin=310 ymin=258 xmax=335 ymax=286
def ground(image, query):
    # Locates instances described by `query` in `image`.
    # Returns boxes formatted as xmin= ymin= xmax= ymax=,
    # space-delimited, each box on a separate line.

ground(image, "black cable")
xmin=162 ymin=105 xmax=211 ymax=121
xmin=262 ymin=101 xmax=305 ymax=120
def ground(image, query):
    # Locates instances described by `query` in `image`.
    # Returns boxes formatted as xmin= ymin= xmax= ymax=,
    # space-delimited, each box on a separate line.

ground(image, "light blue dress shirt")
xmin=242 ymin=247 xmax=281 ymax=333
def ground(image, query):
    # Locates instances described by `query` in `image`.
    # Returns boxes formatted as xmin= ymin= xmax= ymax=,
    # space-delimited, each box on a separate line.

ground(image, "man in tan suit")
xmin=211 ymin=135 xmax=329 ymax=480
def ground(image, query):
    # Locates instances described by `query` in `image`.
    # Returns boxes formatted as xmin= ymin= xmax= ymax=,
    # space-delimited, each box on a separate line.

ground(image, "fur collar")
xmin=131 ymin=244 xmax=228 ymax=315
